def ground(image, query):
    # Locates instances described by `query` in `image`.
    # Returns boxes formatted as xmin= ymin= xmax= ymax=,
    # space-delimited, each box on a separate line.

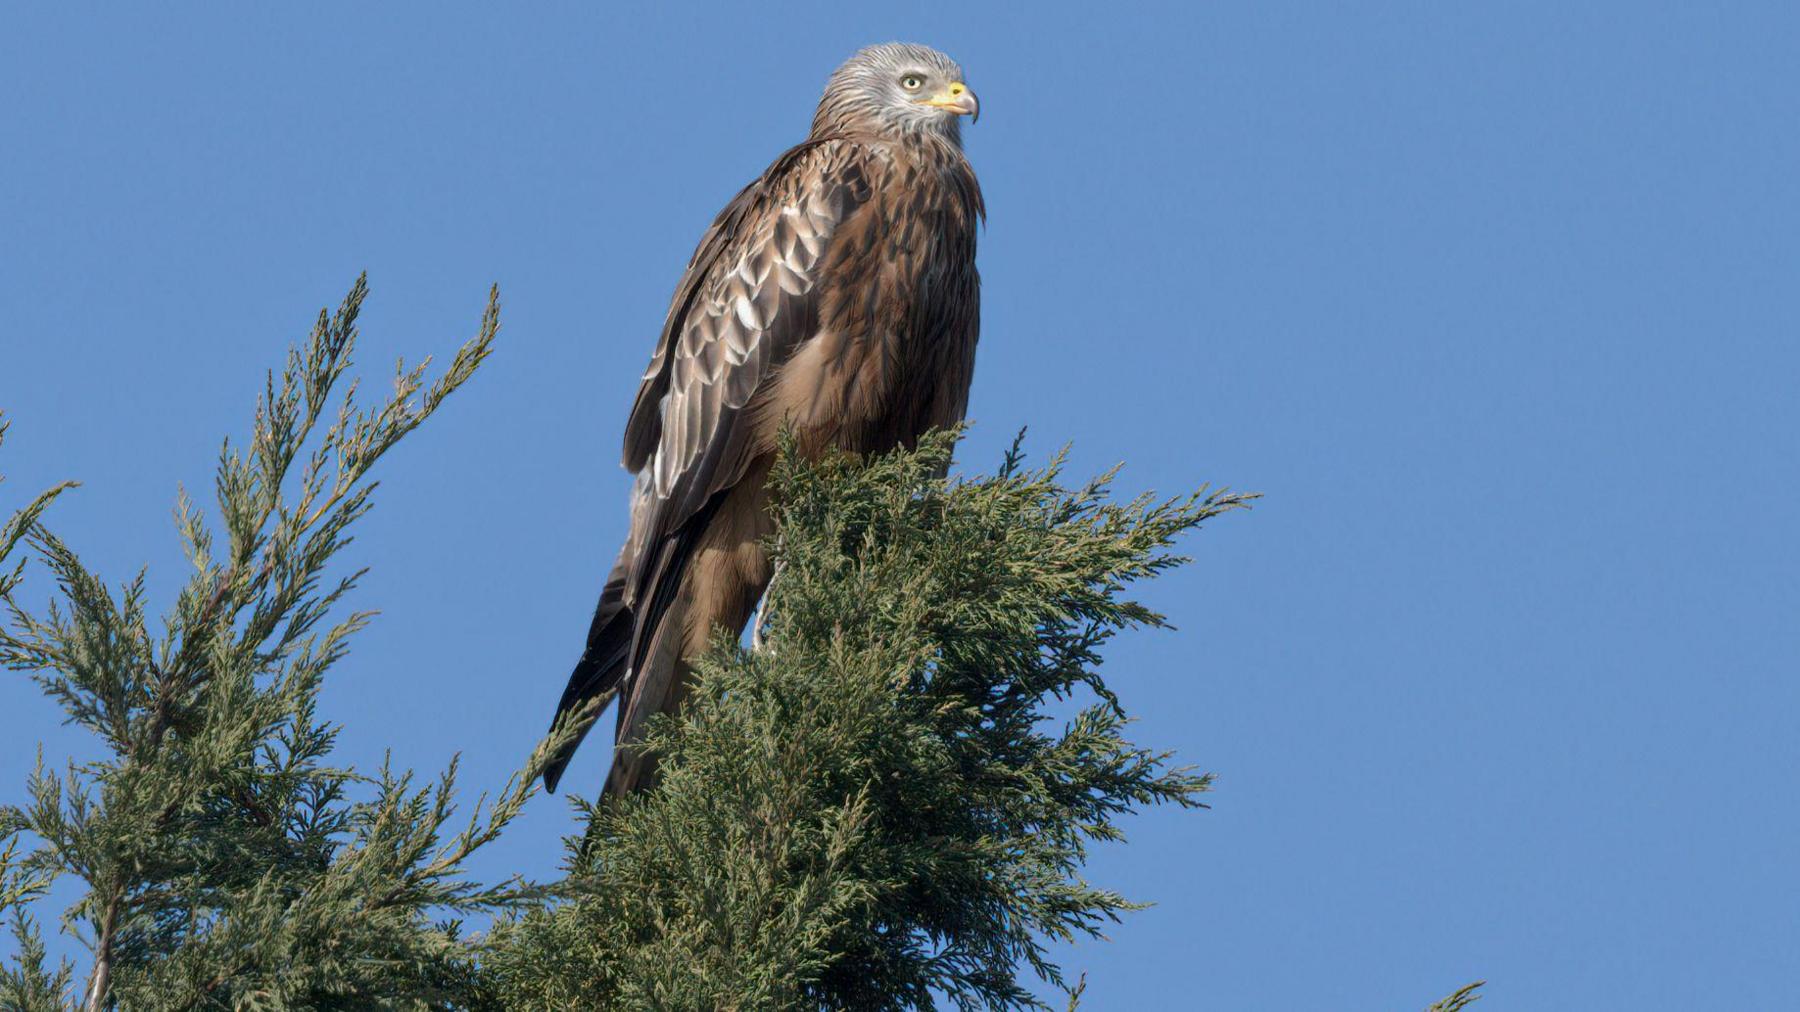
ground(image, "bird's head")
xmin=810 ymin=43 xmax=979 ymax=144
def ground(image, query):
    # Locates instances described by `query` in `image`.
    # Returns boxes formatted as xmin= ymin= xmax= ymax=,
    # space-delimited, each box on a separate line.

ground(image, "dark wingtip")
xmin=540 ymin=686 xmax=609 ymax=796
xmin=541 ymin=758 xmax=568 ymax=794
xmin=539 ymin=578 xmax=634 ymax=799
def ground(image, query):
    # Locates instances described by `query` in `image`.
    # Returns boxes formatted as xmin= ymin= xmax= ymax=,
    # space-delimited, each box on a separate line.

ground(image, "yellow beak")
xmin=923 ymin=81 xmax=980 ymax=123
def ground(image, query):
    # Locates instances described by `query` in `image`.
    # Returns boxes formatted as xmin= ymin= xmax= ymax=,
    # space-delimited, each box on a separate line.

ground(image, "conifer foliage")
xmin=0 ymin=279 xmax=540 ymax=1010
xmin=480 ymin=433 xmax=1250 ymax=1010
xmin=0 ymin=279 xmax=1477 ymax=1010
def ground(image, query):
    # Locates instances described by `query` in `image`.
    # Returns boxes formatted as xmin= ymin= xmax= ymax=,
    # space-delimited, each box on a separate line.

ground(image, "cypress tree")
xmin=0 ymin=279 xmax=1479 ymax=1011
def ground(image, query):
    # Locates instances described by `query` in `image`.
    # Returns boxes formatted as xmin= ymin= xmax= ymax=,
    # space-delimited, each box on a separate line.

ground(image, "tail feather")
xmin=603 ymin=586 xmax=691 ymax=798
xmin=598 ymin=496 xmax=726 ymax=796
xmin=546 ymin=497 xmax=728 ymax=796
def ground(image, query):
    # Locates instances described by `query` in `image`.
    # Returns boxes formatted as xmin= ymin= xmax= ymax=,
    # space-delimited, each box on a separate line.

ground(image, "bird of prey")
xmin=542 ymin=42 xmax=983 ymax=796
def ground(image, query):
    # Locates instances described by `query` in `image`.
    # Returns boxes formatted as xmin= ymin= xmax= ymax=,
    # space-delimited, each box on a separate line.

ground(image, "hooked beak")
xmin=922 ymin=81 xmax=980 ymax=123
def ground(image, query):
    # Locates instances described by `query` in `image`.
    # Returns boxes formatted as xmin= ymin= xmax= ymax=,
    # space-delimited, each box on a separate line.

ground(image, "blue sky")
xmin=3 ymin=3 xmax=1796 ymax=1007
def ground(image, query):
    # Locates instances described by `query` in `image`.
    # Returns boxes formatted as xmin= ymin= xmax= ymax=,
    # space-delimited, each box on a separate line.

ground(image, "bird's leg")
xmin=752 ymin=539 xmax=784 ymax=651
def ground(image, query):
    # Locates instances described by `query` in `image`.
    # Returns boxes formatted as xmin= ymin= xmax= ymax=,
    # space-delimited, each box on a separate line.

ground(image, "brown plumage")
xmin=543 ymin=43 xmax=983 ymax=795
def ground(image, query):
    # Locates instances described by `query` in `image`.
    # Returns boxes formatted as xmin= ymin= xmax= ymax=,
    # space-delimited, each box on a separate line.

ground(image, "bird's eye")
xmin=901 ymin=74 xmax=924 ymax=90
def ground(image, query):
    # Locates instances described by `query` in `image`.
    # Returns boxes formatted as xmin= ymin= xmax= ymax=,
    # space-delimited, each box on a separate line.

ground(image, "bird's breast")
xmin=759 ymin=213 xmax=975 ymax=455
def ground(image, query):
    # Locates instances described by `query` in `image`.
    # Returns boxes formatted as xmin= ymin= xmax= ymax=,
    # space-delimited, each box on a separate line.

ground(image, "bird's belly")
xmin=757 ymin=326 xmax=948 ymax=458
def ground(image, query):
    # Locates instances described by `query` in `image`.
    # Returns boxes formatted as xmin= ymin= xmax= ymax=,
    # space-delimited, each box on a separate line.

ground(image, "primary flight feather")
xmin=543 ymin=42 xmax=983 ymax=795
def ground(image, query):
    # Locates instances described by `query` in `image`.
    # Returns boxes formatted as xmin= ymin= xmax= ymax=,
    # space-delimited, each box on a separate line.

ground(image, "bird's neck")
xmin=808 ymin=112 xmax=963 ymax=150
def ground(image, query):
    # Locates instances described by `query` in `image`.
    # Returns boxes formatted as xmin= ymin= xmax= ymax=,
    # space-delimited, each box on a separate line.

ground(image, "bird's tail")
xmin=540 ymin=563 xmax=633 ymax=793
xmin=548 ymin=495 xmax=731 ymax=797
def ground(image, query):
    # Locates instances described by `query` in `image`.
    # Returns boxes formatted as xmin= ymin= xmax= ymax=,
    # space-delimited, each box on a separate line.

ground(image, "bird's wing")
xmin=620 ymin=140 xmax=873 ymax=564
xmin=545 ymin=140 xmax=877 ymax=792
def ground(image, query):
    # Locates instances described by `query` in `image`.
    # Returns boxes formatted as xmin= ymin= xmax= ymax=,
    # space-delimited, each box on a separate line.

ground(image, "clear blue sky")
xmin=3 ymin=3 xmax=1795 ymax=1008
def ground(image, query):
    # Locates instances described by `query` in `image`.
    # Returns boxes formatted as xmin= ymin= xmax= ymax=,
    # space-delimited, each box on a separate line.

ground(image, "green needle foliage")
xmin=0 ymin=276 xmax=1478 ymax=1010
xmin=0 ymin=278 xmax=569 ymax=1011
xmin=478 ymin=433 xmax=1254 ymax=1011
xmin=1426 ymin=980 xmax=1485 ymax=1011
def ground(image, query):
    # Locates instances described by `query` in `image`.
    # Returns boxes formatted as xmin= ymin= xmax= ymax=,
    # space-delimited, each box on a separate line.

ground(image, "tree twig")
xmin=82 ymin=891 xmax=121 ymax=1011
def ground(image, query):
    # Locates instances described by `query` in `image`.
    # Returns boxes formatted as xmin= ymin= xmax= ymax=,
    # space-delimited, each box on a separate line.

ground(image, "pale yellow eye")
xmin=901 ymin=75 xmax=924 ymax=91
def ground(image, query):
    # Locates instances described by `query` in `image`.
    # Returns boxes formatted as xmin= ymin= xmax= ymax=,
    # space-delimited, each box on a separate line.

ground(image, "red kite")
xmin=544 ymin=43 xmax=983 ymax=795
